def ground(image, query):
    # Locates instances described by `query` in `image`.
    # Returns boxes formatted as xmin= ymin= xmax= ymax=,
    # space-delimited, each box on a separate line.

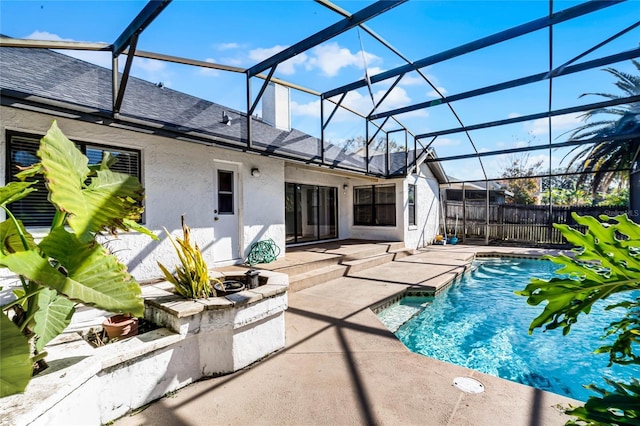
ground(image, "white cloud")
xmin=341 ymin=87 xmax=413 ymax=115
xmin=216 ymin=42 xmax=240 ymax=51
xmin=227 ymin=41 xmax=381 ymax=77
xmin=249 ymin=45 xmax=284 ymax=61
xmin=221 ymin=56 xmax=244 ymax=66
xmin=431 ymin=137 xmax=460 ymax=147
xmin=525 ymin=113 xmax=583 ymax=136
xmin=291 ymin=99 xmax=321 ymax=117
xmin=134 ymin=58 xmax=165 ymax=72
xmin=396 ymin=74 xmax=448 ymax=100
xmin=24 ymin=30 xmax=170 ymax=83
xmin=249 ymin=45 xmax=307 ymax=75
xmin=427 ymin=86 xmax=447 ymax=98
xmin=306 ymin=42 xmax=381 ymax=77
xmin=508 ymin=112 xmax=522 ymax=119
xmin=399 ymin=74 xmax=425 ymax=86
xmin=365 ymin=66 xmax=385 ymax=77
xmin=26 ymin=30 xmax=66 ymax=41
xmin=301 ymin=86 xmax=427 ymax=121
xmin=198 ymin=58 xmax=221 ymax=76
xmin=25 ymin=31 xmax=114 ymax=68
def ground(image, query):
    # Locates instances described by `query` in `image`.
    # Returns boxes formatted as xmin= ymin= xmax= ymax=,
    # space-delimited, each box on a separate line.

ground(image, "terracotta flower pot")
xmin=102 ymin=314 xmax=138 ymax=339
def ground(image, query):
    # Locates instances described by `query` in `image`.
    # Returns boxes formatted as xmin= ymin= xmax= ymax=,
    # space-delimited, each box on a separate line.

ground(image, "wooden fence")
xmin=443 ymin=201 xmax=629 ymax=245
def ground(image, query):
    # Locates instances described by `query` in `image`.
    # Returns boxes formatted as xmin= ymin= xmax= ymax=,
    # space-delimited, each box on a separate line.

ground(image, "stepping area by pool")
xmin=115 ymin=243 xmax=577 ymax=426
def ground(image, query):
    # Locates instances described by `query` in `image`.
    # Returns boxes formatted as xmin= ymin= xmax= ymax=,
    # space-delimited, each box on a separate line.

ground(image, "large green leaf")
xmin=37 ymin=121 xmax=144 ymax=242
xmin=38 ymin=120 xmax=89 ymax=218
xmin=516 ymin=213 xmax=640 ymax=335
xmin=0 ymin=313 xmax=32 ymax=397
xmin=122 ymin=218 xmax=159 ymax=241
xmin=33 ymin=288 xmax=75 ymax=351
xmin=0 ymin=228 xmax=143 ymax=317
xmin=72 ymin=169 xmax=144 ymax=236
xmin=0 ymin=181 xmax=37 ymax=207
xmin=566 ymin=378 xmax=640 ymax=425
xmin=0 ymin=219 xmax=37 ymax=255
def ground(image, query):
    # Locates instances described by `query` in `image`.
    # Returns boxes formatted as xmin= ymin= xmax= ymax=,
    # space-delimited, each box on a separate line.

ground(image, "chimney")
xmin=262 ymin=83 xmax=291 ymax=131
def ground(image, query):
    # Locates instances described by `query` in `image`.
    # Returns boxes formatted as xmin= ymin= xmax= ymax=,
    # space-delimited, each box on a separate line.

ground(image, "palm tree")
xmin=563 ymin=59 xmax=640 ymax=195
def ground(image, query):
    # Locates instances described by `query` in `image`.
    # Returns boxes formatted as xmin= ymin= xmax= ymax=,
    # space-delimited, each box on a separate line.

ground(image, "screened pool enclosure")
xmin=1 ymin=0 xmax=638 ymax=246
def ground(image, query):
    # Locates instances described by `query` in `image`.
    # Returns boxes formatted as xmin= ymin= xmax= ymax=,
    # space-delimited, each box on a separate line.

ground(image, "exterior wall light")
xmin=251 ymin=168 xmax=260 ymax=177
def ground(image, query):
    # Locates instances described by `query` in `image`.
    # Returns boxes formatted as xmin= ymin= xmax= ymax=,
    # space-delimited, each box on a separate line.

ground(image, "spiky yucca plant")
xmin=158 ymin=216 xmax=221 ymax=299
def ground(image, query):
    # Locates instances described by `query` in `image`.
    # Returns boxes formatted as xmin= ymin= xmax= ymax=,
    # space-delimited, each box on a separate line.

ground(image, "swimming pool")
xmin=376 ymin=257 xmax=640 ymax=401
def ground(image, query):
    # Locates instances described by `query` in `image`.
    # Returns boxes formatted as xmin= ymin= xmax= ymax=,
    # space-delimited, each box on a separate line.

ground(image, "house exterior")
xmin=0 ymin=46 xmax=444 ymax=283
xmin=444 ymin=178 xmax=512 ymax=204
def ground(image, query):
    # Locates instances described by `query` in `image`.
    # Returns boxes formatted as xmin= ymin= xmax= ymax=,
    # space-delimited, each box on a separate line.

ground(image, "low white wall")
xmin=1 ymin=271 xmax=289 ymax=426
xmin=0 ymin=107 xmax=285 ymax=282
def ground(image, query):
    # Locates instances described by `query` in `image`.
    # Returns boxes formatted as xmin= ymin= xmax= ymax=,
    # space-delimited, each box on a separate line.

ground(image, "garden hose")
xmin=245 ymin=238 xmax=280 ymax=266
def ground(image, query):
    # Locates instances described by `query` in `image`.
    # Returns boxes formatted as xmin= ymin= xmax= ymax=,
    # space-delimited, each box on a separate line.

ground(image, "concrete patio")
xmin=115 ymin=243 xmax=578 ymax=426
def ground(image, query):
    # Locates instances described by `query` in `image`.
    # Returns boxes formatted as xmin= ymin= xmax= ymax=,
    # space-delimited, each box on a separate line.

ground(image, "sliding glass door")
xmin=285 ymin=183 xmax=337 ymax=244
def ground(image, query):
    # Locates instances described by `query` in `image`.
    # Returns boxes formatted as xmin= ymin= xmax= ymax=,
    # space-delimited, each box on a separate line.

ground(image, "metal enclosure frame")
xmin=0 ymin=0 xmax=638 ymax=202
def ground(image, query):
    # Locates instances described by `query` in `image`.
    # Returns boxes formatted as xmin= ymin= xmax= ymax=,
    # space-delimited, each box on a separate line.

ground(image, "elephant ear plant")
xmin=0 ymin=121 xmax=157 ymax=398
xmin=516 ymin=213 xmax=639 ymax=425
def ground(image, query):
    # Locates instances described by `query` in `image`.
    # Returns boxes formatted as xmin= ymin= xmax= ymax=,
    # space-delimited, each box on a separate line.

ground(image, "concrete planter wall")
xmin=0 ymin=270 xmax=288 ymax=425
xmin=144 ymin=270 xmax=289 ymax=375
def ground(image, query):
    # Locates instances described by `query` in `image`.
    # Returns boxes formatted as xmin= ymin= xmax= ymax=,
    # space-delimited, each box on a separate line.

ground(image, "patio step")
xmin=340 ymin=242 xmax=405 ymax=261
xmin=341 ymin=248 xmax=416 ymax=274
xmin=342 ymin=252 xmax=395 ymax=274
xmin=248 ymin=240 xmax=413 ymax=293
xmin=272 ymin=256 xmax=342 ymax=277
xmin=289 ymin=264 xmax=348 ymax=292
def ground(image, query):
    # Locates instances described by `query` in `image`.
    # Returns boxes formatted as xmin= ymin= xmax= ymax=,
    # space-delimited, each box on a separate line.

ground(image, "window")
xmin=353 ymin=184 xmax=396 ymax=226
xmin=217 ymin=170 xmax=234 ymax=214
xmin=408 ymin=184 xmax=416 ymax=226
xmin=6 ymin=131 xmax=141 ymax=227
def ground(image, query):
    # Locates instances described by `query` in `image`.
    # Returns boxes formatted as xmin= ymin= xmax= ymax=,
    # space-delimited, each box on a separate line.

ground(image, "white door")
xmin=213 ymin=162 xmax=240 ymax=264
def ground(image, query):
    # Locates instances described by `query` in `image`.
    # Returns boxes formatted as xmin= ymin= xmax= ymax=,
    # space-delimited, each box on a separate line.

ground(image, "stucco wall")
xmin=404 ymin=163 xmax=441 ymax=249
xmin=0 ymin=107 xmax=285 ymax=281
xmin=284 ymin=164 xmax=441 ymax=246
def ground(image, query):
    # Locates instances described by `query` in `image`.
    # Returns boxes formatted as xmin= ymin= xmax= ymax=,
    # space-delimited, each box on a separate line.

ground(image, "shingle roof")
xmin=0 ymin=46 xmax=428 ymax=177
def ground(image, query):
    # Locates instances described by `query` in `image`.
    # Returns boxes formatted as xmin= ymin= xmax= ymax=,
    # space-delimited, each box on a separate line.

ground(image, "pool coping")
xmin=370 ymin=250 xmax=550 ymax=315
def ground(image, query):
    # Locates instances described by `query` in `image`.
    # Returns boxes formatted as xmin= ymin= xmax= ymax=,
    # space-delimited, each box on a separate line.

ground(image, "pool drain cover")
xmin=453 ymin=377 xmax=485 ymax=394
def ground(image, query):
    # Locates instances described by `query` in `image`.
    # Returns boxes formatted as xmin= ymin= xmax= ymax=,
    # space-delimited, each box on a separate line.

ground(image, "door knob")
xmin=214 ymin=217 xmax=219 ymax=221
xmin=214 ymin=209 xmax=218 ymax=214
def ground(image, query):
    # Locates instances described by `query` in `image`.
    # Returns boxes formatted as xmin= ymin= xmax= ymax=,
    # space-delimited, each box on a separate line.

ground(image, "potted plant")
xmin=0 ymin=121 xmax=157 ymax=397
xmin=102 ymin=314 xmax=139 ymax=339
xmin=157 ymin=215 xmax=234 ymax=299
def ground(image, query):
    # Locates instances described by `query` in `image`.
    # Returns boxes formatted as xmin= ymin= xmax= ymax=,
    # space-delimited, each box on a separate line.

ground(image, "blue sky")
xmin=1 ymin=0 xmax=639 ymax=181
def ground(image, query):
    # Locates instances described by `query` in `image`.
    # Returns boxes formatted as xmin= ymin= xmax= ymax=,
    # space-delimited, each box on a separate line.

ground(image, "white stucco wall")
xmin=284 ymin=164 xmax=402 ymax=242
xmin=403 ymin=163 xmax=441 ymax=249
xmin=0 ymin=107 xmax=285 ymax=282
xmin=349 ymin=178 xmax=406 ymax=242
xmin=284 ymin=164 xmax=441 ymax=246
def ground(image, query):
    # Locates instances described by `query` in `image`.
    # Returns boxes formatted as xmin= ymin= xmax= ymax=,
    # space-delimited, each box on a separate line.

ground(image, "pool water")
xmin=377 ymin=257 xmax=640 ymax=401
